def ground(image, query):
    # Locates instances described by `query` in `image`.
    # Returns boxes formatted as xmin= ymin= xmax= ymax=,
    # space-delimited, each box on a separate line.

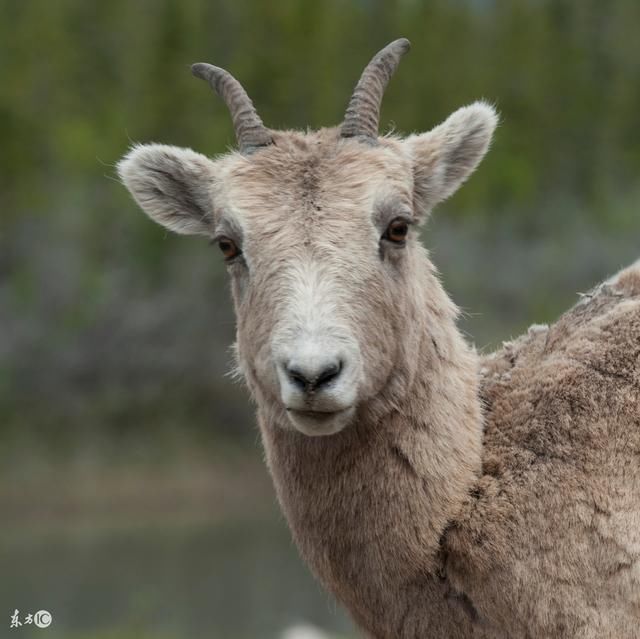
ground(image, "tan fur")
xmin=119 ymin=102 xmax=639 ymax=637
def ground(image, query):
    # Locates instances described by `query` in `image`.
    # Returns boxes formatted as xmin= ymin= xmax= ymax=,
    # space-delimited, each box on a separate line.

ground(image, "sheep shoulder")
xmin=445 ymin=260 xmax=640 ymax=638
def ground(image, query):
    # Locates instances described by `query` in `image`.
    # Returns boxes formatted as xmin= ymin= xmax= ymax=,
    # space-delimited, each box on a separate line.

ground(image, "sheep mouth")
xmin=285 ymin=406 xmax=355 ymax=436
xmin=287 ymin=408 xmax=346 ymax=417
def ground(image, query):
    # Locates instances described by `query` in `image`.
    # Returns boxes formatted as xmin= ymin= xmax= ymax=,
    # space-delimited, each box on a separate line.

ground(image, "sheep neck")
xmin=257 ymin=283 xmax=484 ymax=635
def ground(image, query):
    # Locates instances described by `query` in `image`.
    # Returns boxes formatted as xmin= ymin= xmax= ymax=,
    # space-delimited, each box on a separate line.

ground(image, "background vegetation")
xmin=2 ymin=1 xmax=639 ymax=637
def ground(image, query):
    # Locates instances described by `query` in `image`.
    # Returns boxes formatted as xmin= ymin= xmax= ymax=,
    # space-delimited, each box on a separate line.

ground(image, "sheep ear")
xmin=117 ymin=144 xmax=217 ymax=235
xmin=405 ymin=101 xmax=498 ymax=216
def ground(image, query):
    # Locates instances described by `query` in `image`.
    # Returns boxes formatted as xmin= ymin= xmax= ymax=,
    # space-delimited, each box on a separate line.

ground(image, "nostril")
xmin=316 ymin=360 xmax=342 ymax=388
xmin=285 ymin=359 xmax=343 ymax=393
xmin=287 ymin=366 xmax=310 ymax=392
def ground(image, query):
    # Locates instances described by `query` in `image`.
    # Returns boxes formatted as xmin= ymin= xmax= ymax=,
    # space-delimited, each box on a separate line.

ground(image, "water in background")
xmin=1 ymin=517 xmax=353 ymax=639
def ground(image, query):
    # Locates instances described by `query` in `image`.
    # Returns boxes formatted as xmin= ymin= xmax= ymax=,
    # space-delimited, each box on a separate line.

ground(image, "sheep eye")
xmin=217 ymin=237 xmax=240 ymax=261
xmin=384 ymin=219 xmax=410 ymax=244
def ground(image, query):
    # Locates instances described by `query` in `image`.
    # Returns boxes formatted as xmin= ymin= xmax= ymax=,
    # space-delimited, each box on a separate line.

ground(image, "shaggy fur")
xmin=118 ymin=97 xmax=639 ymax=635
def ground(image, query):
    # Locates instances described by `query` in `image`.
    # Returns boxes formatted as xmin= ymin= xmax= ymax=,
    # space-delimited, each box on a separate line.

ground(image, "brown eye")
xmin=385 ymin=219 xmax=410 ymax=244
xmin=217 ymin=237 xmax=240 ymax=261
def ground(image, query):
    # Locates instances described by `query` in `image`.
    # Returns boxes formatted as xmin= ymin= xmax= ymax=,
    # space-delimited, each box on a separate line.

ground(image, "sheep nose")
xmin=285 ymin=359 xmax=343 ymax=394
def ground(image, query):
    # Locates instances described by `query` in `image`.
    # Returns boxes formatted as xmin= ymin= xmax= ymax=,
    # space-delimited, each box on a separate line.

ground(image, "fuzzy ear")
xmin=405 ymin=101 xmax=498 ymax=215
xmin=117 ymin=144 xmax=217 ymax=235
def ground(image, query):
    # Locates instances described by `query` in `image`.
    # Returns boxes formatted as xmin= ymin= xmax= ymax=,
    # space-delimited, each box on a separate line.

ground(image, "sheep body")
xmin=443 ymin=259 xmax=640 ymax=637
xmin=118 ymin=37 xmax=640 ymax=636
xmin=260 ymin=260 xmax=640 ymax=639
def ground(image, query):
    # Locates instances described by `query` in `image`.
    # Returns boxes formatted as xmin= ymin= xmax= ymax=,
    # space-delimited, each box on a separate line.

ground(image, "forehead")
xmin=216 ymin=129 xmax=412 ymax=227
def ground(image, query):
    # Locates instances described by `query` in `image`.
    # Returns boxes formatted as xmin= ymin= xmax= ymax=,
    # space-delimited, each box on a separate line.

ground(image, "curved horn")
xmin=340 ymin=38 xmax=411 ymax=140
xmin=191 ymin=63 xmax=273 ymax=152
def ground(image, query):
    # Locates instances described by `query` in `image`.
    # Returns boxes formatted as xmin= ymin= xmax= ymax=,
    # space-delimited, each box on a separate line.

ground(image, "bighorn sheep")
xmin=118 ymin=39 xmax=640 ymax=638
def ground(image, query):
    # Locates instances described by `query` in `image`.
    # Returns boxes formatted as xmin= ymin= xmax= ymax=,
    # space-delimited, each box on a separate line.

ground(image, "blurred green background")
xmin=1 ymin=1 xmax=639 ymax=637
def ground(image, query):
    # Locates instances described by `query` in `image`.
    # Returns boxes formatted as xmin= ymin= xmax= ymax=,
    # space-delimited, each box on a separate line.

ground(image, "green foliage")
xmin=3 ymin=0 xmax=640 ymax=223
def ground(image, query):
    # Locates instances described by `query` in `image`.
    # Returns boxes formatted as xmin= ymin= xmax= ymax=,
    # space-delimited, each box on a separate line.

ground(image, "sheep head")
xmin=118 ymin=39 xmax=498 ymax=437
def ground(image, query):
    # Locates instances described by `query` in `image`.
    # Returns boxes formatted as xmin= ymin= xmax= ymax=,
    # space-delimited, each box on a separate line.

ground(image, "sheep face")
xmin=216 ymin=131 xmax=418 ymax=437
xmin=118 ymin=102 xmax=496 ymax=436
